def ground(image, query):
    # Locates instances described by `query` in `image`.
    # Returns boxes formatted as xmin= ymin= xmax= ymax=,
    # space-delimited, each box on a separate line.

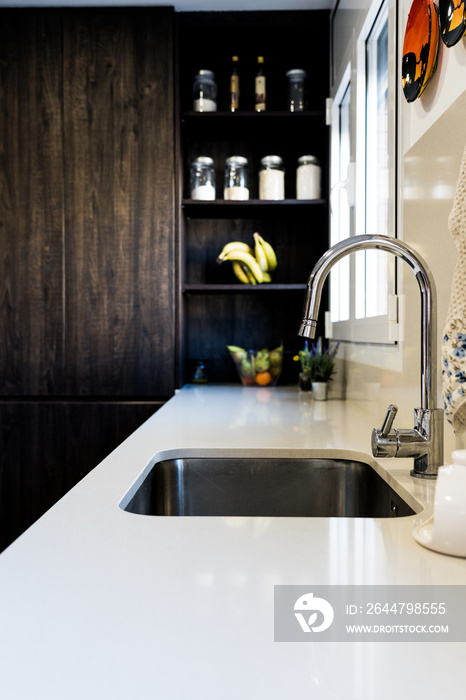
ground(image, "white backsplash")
xmin=342 ymin=89 xmax=466 ymax=460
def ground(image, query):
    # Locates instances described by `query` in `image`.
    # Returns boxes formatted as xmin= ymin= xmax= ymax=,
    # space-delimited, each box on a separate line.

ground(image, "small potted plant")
xmin=294 ymin=339 xmax=340 ymax=399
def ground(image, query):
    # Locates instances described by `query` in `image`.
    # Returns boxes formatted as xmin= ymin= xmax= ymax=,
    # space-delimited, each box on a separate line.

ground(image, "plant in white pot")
xmin=296 ymin=339 xmax=339 ymax=400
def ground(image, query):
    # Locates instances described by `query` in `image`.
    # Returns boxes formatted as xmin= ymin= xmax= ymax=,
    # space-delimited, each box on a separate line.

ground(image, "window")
xmin=330 ymin=0 xmax=398 ymax=344
xmin=356 ymin=1 xmax=391 ymax=320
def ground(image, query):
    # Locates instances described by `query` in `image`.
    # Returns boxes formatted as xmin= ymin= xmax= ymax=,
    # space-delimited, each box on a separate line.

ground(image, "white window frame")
xmin=329 ymin=64 xmax=352 ymax=333
xmin=329 ymin=0 xmax=398 ymax=345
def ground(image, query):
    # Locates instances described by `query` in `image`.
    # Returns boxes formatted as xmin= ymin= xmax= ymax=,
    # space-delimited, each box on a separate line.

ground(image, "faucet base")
xmin=372 ymin=407 xmax=444 ymax=478
xmin=410 ymin=469 xmax=438 ymax=480
xmin=409 ymin=408 xmax=444 ymax=479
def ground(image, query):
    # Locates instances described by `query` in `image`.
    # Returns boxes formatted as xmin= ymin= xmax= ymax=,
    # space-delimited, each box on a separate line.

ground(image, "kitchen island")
xmin=0 ymin=385 xmax=465 ymax=699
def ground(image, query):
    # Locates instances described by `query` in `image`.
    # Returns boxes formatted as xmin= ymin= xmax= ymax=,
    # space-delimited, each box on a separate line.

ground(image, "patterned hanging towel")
xmin=443 ymin=141 xmax=466 ymax=434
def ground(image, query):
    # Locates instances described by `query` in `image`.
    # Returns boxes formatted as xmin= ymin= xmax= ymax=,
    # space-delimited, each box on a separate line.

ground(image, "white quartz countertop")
xmin=1 ymin=385 xmax=466 ymax=699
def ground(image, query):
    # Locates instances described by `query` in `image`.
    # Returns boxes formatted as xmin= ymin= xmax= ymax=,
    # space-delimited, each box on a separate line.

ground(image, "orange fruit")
xmin=255 ymin=371 xmax=273 ymax=386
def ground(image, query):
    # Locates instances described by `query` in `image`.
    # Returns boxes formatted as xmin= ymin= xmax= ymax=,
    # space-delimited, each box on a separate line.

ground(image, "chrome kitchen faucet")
xmin=299 ymin=234 xmax=444 ymax=478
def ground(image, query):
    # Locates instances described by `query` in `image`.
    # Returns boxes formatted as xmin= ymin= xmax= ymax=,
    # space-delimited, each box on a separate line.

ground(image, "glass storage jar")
xmin=286 ymin=69 xmax=307 ymax=112
xmin=259 ymin=155 xmax=285 ymax=200
xmin=190 ymin=157 xmax=216 ymax=200
xmin=296 ymin=155 xmax=321 ymax=199
xmin=193 ymin=70 xmax=217 ymax=112
xmin=224 ymin=156 xmax=249 ymax=200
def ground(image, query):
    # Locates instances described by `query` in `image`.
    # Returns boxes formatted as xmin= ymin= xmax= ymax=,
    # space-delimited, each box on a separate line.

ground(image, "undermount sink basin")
xmin=121 ymin=457 xmax=417 ymax=518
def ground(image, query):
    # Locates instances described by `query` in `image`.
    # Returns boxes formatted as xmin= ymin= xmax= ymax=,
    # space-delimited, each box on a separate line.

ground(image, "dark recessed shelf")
xmin=182 ymin=199 xmax=327 ymax=218
xmin=177 ymin=10 xmax=330 ymax=386
xmin=183 ymin=283 xmax=307 ymax=294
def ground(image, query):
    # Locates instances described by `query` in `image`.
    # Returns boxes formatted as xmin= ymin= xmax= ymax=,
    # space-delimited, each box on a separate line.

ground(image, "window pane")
xmin=366 ymin=14 xmax=388 ymax=236
xmin=356 ymin=4 xmax=389 ymax=320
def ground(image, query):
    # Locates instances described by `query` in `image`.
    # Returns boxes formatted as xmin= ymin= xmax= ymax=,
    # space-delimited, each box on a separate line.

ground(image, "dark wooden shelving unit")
xmin=176 ymin=10 xmax=331 ymax=386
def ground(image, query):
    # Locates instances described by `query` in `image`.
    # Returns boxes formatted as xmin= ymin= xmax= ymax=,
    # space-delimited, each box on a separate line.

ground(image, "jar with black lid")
xmin=286 ymin=69 xmax=308 ymax=112
xmin=193 ymin=70 xmax=217 ymax=112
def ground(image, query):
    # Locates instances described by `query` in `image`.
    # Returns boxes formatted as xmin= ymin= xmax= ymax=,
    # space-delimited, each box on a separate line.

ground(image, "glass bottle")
xmin=296 ymin=155 xmax=321 ymax=200
xmin=286 ymin=69 xmax=307 ymax=112
xmin=259 ymin=155 xmax=285 ymax=200
xmin=255 ymin=56 xmax=266 ymax=112
xmin=224 ymin=156 xmax=249 ymax=200
xmin=193 ymin=70 xmax=217 ymax=112
xmin=190 ymin=157 xmax=216 ymax=200
xmin=230 ymin=56 xmax=240 ymax=112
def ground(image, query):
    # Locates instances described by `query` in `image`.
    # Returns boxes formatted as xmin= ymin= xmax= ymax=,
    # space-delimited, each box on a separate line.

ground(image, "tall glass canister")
xmin=286 ymin=69 xmax=307 ymax=112
xmin=193 ymin=70 xmax=217 ymax=112
xmin=259 ymin=155 xmax=285 ymax=200
xmin=190 ymin=157 xmax=216 ymax=200
xmin=296 ymin=155 xmax=321 ymax=199
xmin=224 ymin=156 xmax=249 ymax=200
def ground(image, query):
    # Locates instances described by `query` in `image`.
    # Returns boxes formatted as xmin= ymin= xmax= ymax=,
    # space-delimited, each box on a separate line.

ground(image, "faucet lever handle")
xmin=380 ymin=404 xmax=398 ymax=437
xmin=372 ymin=404 xmax=399 ymax=459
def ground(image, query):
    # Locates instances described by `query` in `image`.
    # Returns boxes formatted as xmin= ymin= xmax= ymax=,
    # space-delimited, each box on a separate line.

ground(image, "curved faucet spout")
xmin=299 ymin=234 xmax=437 ymax=410
xmin=298 ymin=234 xmax=443 ymax=478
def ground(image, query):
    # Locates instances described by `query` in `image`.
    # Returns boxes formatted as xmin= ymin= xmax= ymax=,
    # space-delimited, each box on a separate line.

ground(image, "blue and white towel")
xmin=443 ymin=141 xmax=466 ymax=434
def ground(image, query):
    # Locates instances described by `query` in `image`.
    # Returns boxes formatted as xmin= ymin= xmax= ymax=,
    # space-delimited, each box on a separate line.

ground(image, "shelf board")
xmin=182 ymin=110 xmax=325 ymax=120
xmin=182 ymin=199 xmax=327 ymax=218
xmin=180 ymin=110 xmax=328 ymax=141
xmin=183 ymin=283 xmax=307 ymax=294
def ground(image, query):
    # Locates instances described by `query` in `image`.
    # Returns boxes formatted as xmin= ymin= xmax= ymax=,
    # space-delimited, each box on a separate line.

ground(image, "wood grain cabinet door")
xmin=0 ymin=12 xmax=65 ymax=396
xmin=63 ymin=9 xmax=176 ymax=397
xmin=1 ymin=8 xmax=175 ymax=398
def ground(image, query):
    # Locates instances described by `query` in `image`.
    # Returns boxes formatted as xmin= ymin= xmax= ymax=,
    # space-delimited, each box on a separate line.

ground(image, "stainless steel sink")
xmin=121 ymin=457 xmax=417 ymax=518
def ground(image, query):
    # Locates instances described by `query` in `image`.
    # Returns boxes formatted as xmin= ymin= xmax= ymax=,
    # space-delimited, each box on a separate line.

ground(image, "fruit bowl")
xmin=227 ymin=344 xmax=283 ymax=387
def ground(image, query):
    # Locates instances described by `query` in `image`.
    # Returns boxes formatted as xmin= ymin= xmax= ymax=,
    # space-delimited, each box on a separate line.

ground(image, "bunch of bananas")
xmin=216 ymin=233 xmax=277 ymax=284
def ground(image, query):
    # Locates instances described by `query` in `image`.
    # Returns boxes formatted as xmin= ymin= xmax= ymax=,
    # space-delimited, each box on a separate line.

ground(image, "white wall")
xmin=400 ymin=88 xmax=466 ymax=458
xmin=401 ymin=0 xmax=466 ymax=154
xmin=331 ymin=0 xmax=466 ymax=459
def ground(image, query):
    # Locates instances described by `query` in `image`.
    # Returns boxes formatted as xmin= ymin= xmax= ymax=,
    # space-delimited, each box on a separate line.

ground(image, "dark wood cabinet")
xmin=63 ymin=9 xmax=176 ymax=397
xmin=63 ymin=402 xmax=162 ymax=493
xmin=0 ymin=11 xmax=65 ymax=396
xmin=176 ymin=11 xmax=330 ymax=385
xmin=0 ymin=8 xmax=175 ymax=551
xmin=0 ymin=402 xmax=65 ymax=551
xmin=0 ymin=400 xmax=161 ymax=552
xmin=1 ymin=8 xmax=175 ymax=399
